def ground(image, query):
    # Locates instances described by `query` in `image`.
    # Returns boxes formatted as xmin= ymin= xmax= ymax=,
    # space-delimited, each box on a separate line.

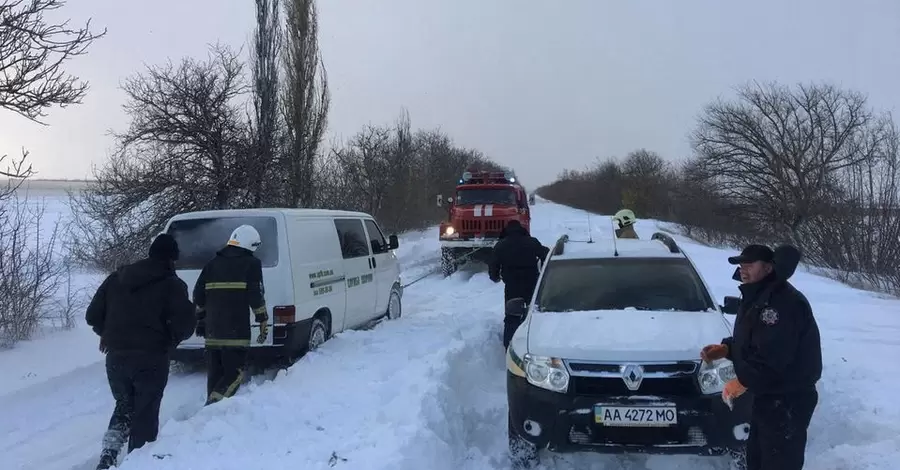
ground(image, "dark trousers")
xmin=205 ymin=347 xmax=247 ymax=405
xmin=103 ymin=351 xmax=169 ymax=455
xmin=746 ymin=390 xmax=818 ymax=470
xmin=502 ymin=279 xmax=537 ymax=348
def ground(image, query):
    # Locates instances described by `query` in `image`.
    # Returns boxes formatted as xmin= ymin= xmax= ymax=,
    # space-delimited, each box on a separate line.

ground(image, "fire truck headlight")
xmin=444 ymin=226 xmax=455 ymax=236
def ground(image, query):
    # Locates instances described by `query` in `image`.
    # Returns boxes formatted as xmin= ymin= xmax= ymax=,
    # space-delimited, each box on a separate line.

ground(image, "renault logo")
xmin=620 ymin=364 xmax=644 ymax=391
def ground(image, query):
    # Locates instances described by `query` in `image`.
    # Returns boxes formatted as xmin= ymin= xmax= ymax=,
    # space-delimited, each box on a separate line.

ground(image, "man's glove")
xmin=195 ymin=321 xmax=205 ymax=338
xmin=722 ymin=378 xmax=747 ymax=409
xmin=489 ymin=274 xmax=501 ymax=283
xmin=255 ymin=313 xmax=268 ymax=344
xmin=700 ymin=344 xmax=728 ymax=363
xmin=99 ymin=338 xmax=108 ymax=354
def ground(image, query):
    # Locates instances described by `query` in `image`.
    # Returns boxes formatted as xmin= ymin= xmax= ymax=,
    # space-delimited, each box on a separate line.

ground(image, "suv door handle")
xmin=371 ymin=256 xmax=377 ymax=269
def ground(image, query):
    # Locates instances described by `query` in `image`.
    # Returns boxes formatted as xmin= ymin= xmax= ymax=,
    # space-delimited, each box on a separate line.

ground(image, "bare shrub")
xmin=537 ymin=151 xmax=678 ymax=219
xmin=0 ymin=194 xmax=84 ymax=347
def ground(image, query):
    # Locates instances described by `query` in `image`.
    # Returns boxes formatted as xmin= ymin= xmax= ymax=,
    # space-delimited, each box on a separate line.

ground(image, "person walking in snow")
xmin=489 ymin=220 xmax=550 ymax=348
xmin=85 ymin=234 xmax=196 ymax=470
xmin=193 ymin=224 xmax=268 ymax=406
xmin=613 ymin=208 xmax=639 ymax=239
xmin=701 ymin=243 xmax=822 ymax=470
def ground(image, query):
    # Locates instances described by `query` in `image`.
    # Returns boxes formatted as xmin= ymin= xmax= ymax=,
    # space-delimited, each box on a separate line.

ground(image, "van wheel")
xmin=308 ymin=317 xmax=329 ymax=351
xmin=386 ymin=288 xmax=402 ymax=320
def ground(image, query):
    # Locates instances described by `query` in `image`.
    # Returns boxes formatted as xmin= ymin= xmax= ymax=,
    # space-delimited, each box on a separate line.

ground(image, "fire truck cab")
xmin=436 ymin=170 xmax=531 ymax=276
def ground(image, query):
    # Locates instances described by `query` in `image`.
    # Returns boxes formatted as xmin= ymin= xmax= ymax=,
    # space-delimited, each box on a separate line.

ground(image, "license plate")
xmin=594 ymin=405 xmax=677 ymax=427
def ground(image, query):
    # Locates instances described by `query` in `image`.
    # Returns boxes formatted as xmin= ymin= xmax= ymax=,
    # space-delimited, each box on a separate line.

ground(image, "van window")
xmin=364 ymin=219 xmax=388 ymax=254
xmin=334 ymin=218 xmax=370 ymax=259
xmin=167 ymin=216 xmax=279 ymax=270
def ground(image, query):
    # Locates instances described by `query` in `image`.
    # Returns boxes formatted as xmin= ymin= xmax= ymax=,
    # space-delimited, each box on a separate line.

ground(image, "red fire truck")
xmin=437 ymin=170 xmax=531 ymax=276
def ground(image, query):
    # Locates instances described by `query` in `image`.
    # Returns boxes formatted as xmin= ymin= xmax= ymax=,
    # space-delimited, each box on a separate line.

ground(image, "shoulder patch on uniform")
xmin=760 ymin=307 xmax=779 ymax=326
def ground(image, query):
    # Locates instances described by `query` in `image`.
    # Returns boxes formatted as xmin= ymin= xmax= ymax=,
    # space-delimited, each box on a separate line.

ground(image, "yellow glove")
xmin=722 ymin=379 xmax=747 ymax=409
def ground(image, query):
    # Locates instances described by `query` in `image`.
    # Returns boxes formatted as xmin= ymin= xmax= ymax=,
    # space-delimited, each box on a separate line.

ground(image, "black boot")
xmin=96 ymin=449 xmax=118 ymax=469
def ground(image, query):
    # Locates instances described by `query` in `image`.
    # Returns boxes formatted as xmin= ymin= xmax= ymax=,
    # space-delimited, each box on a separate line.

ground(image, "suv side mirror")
xmin=388 ymin=234 xmax=399 ymax=250
xmin=721 ymin=296 xmax=741 ymax=315
xmin=505 ymin=298 xmax=528 ymax=318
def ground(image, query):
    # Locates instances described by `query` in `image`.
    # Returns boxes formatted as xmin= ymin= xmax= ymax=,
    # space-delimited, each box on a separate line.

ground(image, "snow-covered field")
xmin=1 ymin=195 xmax=898 ymax=470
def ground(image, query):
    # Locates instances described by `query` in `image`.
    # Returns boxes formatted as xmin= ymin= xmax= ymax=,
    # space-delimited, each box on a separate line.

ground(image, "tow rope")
xmin=400 ymin=247 xmax=484 ymax=289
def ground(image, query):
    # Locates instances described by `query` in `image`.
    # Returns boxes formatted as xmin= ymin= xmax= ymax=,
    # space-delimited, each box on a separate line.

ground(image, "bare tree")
xmin=250 ymin=0 xmax=282 ymax=206
xmin=691 ymin=81 xmax=888 ymax=245
xmin=0 ymin=0 xmax=102 ymax=345
xmin=319 ymin=110 xmax=503 ymax=232
xmin=620 ymin=149 xmax=673 ymax=218
xmin=282 ymin=0 xmax=329 ymax=207
xmin=0 ymin=0 xmax=105 ymax=123
xmin=68 ymin=45 xmax=253 ymax=271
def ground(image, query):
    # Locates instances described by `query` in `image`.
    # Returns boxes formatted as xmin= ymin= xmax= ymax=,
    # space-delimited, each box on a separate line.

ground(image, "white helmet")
xmin=226 ymin=224 xmax=261 ymax=252
xmin=613 ymin=209 xmax=636 ymax=228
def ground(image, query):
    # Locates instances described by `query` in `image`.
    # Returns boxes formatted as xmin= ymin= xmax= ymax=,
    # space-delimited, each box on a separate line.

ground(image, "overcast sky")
xmin=1 ymin=0 xmax=898 ymax=188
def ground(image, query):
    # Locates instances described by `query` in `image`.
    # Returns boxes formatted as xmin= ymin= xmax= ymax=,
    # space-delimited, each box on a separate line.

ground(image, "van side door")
xmin=333 ymin=218 xmax=377 ymax=328
xmin=362 ymin=218 xmax=397 ymax=318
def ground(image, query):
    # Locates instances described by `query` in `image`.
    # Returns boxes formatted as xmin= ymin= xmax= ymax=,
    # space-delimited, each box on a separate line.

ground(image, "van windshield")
xmin=167 ymin=216 xmax=279 ymax=270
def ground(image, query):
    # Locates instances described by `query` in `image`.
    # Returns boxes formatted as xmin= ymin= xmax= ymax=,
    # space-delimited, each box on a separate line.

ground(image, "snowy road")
xmin=1 ymin=199 xmax=899 ymax=469
xmin=0 ymin=362 xmax=206 ymax=470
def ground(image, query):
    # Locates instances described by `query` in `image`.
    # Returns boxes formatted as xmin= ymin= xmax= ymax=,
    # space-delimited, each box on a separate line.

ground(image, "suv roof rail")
xmin=552 ymin=234 xmax=570 ymax=256
xmin=651 ymin=232 xmax=681 ymax=254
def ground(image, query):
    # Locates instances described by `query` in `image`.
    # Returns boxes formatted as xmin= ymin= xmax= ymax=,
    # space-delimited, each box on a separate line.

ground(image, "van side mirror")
xmin=388 ymin=234 xmax=399 ymax=250
xmin=437 ymin=194 xmax=443 ymax=207
xmin=721 ymin=296 xmax=741 ymax=315
xmin=505 ymin=298 xmax=528 ymax=318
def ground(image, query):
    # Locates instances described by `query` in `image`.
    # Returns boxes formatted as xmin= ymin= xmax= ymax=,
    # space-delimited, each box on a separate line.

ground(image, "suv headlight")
xmin=524 ymin=354 xmax=569 ymax=393
xmin=698 ymin=359 xmax=737 ymax=394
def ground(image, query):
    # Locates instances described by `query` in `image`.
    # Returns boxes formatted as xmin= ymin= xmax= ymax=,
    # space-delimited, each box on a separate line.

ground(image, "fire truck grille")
xmin=459 ymin=219 xmax=506 ymax=234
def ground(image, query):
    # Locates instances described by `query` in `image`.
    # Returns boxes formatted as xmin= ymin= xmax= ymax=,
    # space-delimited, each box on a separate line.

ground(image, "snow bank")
xmin=119 ymin=270 xmax=507 ymax=470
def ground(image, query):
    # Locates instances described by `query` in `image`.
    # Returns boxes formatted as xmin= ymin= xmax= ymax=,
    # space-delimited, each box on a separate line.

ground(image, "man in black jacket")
xmin=488 ymin=220 xmax=550 ymax=348
xmin=701 ymin=244 xmax=822 ymax=470
xmin=194 ymin=224 xmax=268 ymax=406
xmin=86 ymin=234 xmax=196 ymax=470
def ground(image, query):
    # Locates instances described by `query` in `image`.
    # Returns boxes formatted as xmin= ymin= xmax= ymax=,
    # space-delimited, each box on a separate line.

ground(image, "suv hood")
xmin=525 ymin=309 xmax=731 ymax=363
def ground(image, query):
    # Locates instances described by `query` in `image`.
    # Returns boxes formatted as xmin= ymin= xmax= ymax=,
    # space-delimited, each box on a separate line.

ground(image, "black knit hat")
xmin=149 ymin=234 xmax=180 ymax=261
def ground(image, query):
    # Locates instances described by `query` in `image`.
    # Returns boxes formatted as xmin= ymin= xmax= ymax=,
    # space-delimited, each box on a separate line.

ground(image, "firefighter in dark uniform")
xmin=701 ymin=244 xmax=822 ymax=470
xmin=488 ymin=220 xmax=550 ymax=348
xmin=194 ymin=224 xmax=268 ymax=406
xmin=86 ymin=234 xmax=196 ymax=470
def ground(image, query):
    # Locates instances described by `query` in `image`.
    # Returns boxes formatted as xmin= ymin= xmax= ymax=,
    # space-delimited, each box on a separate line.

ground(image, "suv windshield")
xmin=167 ymin=216 xmax=279 ymax=270
xmin=456 ymin=188 xmax=516 ymax=205
xmin=535 ymin=258 xmax=715 ymax=312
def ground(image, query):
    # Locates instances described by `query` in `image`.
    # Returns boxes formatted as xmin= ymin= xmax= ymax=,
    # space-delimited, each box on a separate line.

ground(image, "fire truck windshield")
xmin=456 ymin=188 xmax=517 ymax=205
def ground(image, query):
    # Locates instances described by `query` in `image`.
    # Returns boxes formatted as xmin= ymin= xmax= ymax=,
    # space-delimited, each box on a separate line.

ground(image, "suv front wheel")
xmin=508 ymin=413 xmax=539 ymax=469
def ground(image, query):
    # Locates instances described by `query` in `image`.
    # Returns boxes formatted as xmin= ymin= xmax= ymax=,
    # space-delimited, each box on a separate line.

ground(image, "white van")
xmin=162 ymin=208 xmax=403 ymax=366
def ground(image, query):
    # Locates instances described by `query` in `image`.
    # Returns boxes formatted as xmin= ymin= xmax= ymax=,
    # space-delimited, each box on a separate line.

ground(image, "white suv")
xmin=505 ymin=232 xmax=750 ymax=469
